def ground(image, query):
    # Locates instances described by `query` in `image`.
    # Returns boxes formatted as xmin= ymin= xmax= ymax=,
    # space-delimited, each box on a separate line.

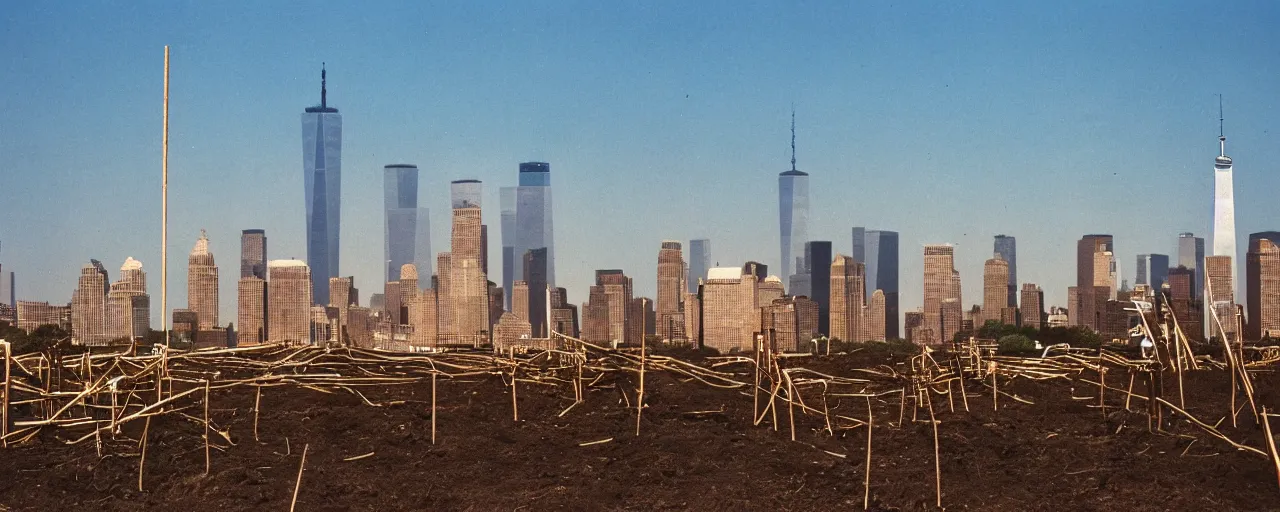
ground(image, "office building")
xmin=515 ymin=162 xmax=556 ymax=288
xmin=302 ymin=65 xmax=342 ymax=303
xmin=993 ymin=235 xmax=1017 ymax=307
xmin=71 ymin=260 xmax=108 ymax=346
xmin=688 ymin=239 xmax=711 ymax=294
xmin=1247 ymin=236 xmax=1280 ymax=339
xmin=1020 ymin=283 xmax=1044 ymax=330
xmin=1212 ymin=109 xmax=1237 ymax=290
xmin=851 ymin=227 xmax=866 ymax=264
xmin=524 ymin=248 xmax=549 ymax=337
xmin=17 ymin=301 xmax=70 ymax=333
xmin=923 ymin=244 xmax=958 ymax=344
xmin=187 ymin=230 xmax=219 ymax=330
xmin=864 ymin=230 xmax=899 ymax=339
xmin=237 ymin=277 xmax=267 ymax=345
xmin=1205 ymin=255 xmax=1236 ymax=340
xmin=778 ymin=112 xmax=809 ymax=286
xmin=829 ymin=255 xmax=865 ymax=342
xmin=1135 ymin=254 xmax=1169 ymax=298
xmin=1076 ymin=235 xmax=1114 ymax=331
xmin=240 ymin=229 xmax=267 ymax=279
xmin=384 ymin=164 xmax=431 ymax=283
xmin=268 ymin=260 xmax=312 ymax=345
xmin=804 ymin=241 xmax=832 ymax=334
xmin=983 ymin=258 xmax=1010 ymax=325
xmin=701 ymin=267 xmax=758 ymax=353
xmin=1179 ymin=233 xmax=1205 ymax=298
xmin=656 ymin=241 xmax=685 ymax=341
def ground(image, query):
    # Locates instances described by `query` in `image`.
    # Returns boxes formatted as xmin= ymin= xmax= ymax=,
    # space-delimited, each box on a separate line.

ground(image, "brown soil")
xmin=2 ymin=350 xmax=1278 ymax=511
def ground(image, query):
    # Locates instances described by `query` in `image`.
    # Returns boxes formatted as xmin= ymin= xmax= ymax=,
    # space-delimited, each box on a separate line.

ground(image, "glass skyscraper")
xmin=384 ymin=164 xmax=431 ymax=284
xmin=1178 ymin=232 xmax=1205 ymax=294
xmin=778 ymin=170 xmax=809 ymax=286
xmin=302 ymin=65 xmax=341 ymax=303
xmin=516 ymin=162 xmax=555 ymax=287
xmin=501 ymin=162 xmax=556 ymax=308
xmin=993 ymin=235 xmax=1017 ymax=307
xmin=865 ymin=230 xmax=900 ymax=339
xmin=688 ymin=239 xmax=711 ymax=293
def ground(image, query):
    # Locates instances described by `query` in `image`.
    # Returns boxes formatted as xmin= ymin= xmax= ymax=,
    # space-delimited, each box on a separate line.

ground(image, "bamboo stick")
xmin=204 ymin=379 xmax=211 ymax=475
xmin=1 ymin=341 xmax=9 ymax=444
xmin=431 ymin=372 xmax=437 ymax=445
xmin=1262 ymin=407 xmax=1280 ymax=489
xmin=636 ymin=334 xmax=645 ymax=436
xmin=253 ymin=386 xmax=261 ymax=442
xmin=290 ymin=444 xmax=309 ymax=512
xmin=864 ymin=395 xmax=873 ymax=510
xmin=926 ymin=389 xmax=942 ymax=508
xmin=787 ymin=373 xmax=796 ymax=442
xmin=138 ymin=416 xmax=151 ymax=491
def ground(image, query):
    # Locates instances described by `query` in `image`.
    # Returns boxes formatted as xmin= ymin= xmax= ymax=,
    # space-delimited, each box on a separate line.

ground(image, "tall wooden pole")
xmin=162 ymin=46 xmax=170 ymax=347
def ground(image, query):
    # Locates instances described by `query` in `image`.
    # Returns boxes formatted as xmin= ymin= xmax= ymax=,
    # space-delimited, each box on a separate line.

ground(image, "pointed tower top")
xmin=1216 ymin=94 xmax=1232 ymax=168
xmin=321 ymin=62 xmax=327 ymax=108
xmin=790 ymin=105 xmax=797 ymax=172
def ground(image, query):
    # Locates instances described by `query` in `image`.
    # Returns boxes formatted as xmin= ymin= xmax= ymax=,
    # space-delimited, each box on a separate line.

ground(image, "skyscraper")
xmin=829 ymin=255 xmax=865 ymax=342
xmin=922 ymin=244 xmax=957 ymax=344
xmin=983 ymin=258 xmax=1010 ymax=325
xmin=238 ymin=229 xmax=268 ymax=346
xmin=187 ymin=230 xmax=219 ymax=330
xmin=71 ymin=260 xmax=108 ymax=346
xmin=1135 ymin=254 xmax=1170 ymax=294
xmin=302 ymin=65 xmax=342 ymax=304
xmin=268 ymin=260 xmax=312 ymax=345
xmin=656 ymin=241 xmax=685 ymax=341
xmin=500 ymin=187 xmax=518 ymax=310
xmin=441 ymin=202 xmax=489 ymax=346
xmin=384 ymin=164 xmax=431 ymax=283
xmin=1178 ymin=232 xmax=1206 ymax=296
xmin=1076 ymin=235 xmax=1114 ymax=331
xmin=993 ymin=235 xmax=1017 ymax=307
xmin=688 ymin=239 xmax=711 ymax=294
xmin=237 ymin=276 xmax=267 ymax=345
xmin=778 ymin=112 xmax=809 ymax=286
xmin=515 ymin=162 xmax=556 ymax=287
xmin=451 ymin=179 xmax=482 ymax=209
xmin=1212 ymin=101 xmax=1237 ymax=289
xmin=240 ymin=229 xmax=267 ymax=279
xmin=107 ymin=257 xmax=149 ymax=341
xmin=851 ymin=227 xmax=866 ymax=264
xmin=700 ymin=266 xmax=758 ymax=353
xmin=804 ymin=241 xmax=832 ymax=334
xmin=1246 ymin=235 xmax=1280 ymax=339
xmin=1205 ymin=255 xmax=1236 ymax=341
xmin=1020 ymin=283 xmax=1044 ymax=329
xmin=864 ymin=230 xmax=899 ymax=339
xmin=524 ymin=248 xmax=549 ymax=337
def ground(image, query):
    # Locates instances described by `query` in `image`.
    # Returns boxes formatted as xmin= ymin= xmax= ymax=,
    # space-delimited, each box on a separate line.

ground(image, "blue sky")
xmin=2 ymin=1 xmax=1278 ymax=326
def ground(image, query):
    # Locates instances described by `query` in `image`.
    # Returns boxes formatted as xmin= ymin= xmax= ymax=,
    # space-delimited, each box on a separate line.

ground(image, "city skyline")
xmin=3 ymin=2 xmax=1279 ymax=328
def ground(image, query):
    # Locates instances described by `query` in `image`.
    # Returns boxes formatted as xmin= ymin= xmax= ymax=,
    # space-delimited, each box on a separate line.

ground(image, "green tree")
xmin=997 ymin=334 xmax=1036 ymax=354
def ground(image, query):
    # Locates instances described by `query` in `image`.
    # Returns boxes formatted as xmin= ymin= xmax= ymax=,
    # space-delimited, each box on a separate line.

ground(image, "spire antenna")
xmin=1218 ymin=94 xmax=1226 ymax=156
xmin=790 ymin=105 xmax=797 ymax=172
xmin=321 ymin=62 xmax=327 ymax=108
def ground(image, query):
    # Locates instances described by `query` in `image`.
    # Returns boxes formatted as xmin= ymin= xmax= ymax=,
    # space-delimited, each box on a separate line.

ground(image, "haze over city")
xmin=2 ymin=0 xmax=1278 ymax=326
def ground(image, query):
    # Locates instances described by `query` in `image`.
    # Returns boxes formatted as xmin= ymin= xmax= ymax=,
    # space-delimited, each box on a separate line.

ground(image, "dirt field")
xmin=1 ymin=348 xmax=1278 ymax=511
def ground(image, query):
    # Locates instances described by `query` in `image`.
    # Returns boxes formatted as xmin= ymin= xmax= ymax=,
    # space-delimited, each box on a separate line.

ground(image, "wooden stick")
xmin=636 ymin=334 xmax=645 ymax=436
xmin=991 ymin=363 xmax=999 ymax=412
xmin=927 ymin=389 xmax=942 ymax=508
xmin=897 ymin=386 xmax=905 ymax=428
xmin=1125 ymin=371 xmax=1136 ymax=412
xmin=864 ymin=395 xmax=873 ymax=510
xmin=787 ymin=373 xmax=796 ymax=442
xmin=289 ymin=444 xmax=309 ymax=512
xmin=1 ymin=341 xmax=9 ymax=444
xmin=753 ymin=344 xmax=761 ymax=424
xmin=138 ymin=416 xmax=151 ymax=491
xmin=431 ymin=372 xmax=437 ymax=445
xmin=1262 ymin=407 xmax=1280 ymax=489
xmin=204 ymin=379 xmax=211 ymax=475
xmin=510 ymin=365 xmax=519 ymax=422
xmin=253 ymin=386 xmax=262 ymax=442
xmin=1099 ymin=367 xmax=1106 ymax=418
